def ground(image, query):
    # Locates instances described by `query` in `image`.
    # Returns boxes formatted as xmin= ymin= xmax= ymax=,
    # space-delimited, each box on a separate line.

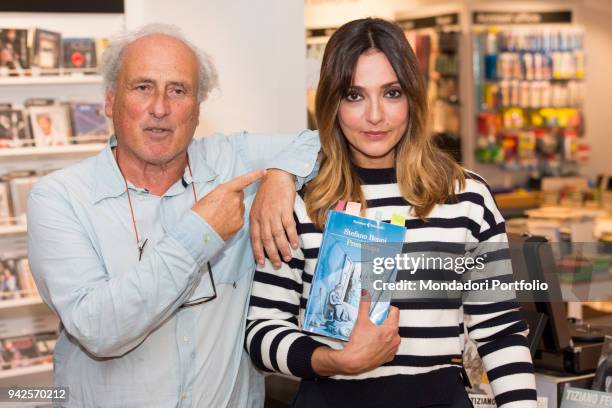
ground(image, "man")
xmin=27 ymin=24 xmax=318 ymax=407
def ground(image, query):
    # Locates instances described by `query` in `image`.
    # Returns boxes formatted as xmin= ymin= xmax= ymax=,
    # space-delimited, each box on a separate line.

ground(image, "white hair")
xmin=100 ymin=23 xmax=218 ymax=102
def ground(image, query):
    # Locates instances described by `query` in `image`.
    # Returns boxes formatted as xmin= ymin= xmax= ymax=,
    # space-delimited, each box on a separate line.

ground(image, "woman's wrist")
xmin=312 ymin=346 xmax=345 ymax=377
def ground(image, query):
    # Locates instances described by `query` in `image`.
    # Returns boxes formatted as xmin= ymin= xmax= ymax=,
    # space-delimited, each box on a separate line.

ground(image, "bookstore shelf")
xmin=0 ymin=144 xmax=106 ymax=175
xmin=0 ymin=297 xmax=43 ymax=311
xmin=0 ymin=363 xmax=52 ymax=380
xmin=0 ymin=74 xmax=103 ymax=86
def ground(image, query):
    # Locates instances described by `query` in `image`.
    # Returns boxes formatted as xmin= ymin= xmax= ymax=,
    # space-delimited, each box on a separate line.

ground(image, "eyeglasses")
xmin=180 ymin=261 xmax=217 ymax=308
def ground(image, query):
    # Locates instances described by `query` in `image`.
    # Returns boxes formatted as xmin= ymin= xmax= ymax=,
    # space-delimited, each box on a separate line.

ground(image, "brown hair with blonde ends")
xmin=304 ymin=18 xmax=465 ymax=230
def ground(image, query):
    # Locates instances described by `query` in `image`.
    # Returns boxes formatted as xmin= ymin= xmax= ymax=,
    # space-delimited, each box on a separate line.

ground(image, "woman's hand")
xmin=312 ymin=292 xmax=401 ymax=376
xmin=249 ymin=169 xmax=298 ymax=268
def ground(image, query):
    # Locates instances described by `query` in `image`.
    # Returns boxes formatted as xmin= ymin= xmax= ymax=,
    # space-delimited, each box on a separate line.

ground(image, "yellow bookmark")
xmin=390 ymin=213 xmax=406 ymax=226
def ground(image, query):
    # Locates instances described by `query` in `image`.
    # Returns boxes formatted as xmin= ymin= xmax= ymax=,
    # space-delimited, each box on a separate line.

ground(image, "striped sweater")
xmin=246 ymin=167 xmax=537 ymax=408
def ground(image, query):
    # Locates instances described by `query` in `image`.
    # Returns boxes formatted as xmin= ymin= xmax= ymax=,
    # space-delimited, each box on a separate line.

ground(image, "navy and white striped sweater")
xmin=246 ymin=168 xmax=537 ymax=408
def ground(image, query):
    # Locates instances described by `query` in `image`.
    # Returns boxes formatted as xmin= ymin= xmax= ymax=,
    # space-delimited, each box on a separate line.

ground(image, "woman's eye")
xmin=386 ymin=88 xmax=402 ymax=98
xmin=345 ymin=91 xmax=362 ymax=102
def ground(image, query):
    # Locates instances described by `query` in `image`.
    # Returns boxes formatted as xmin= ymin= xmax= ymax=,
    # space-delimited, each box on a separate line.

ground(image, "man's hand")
xmin=312 ymin=291 xmax=401 ymax=377
xmin=192 ymin=169 xmax=266 ymax=241
xmin=249 ymin=169 xmax=298 ymax=268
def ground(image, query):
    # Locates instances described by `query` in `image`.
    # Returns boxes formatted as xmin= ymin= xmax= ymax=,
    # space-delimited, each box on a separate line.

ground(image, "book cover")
xmin=2 ymin=335 xmax=39 ymax=368
xmin=31 ymin=28 xmax=61 ymax=69
xmin=0 ymin=108 xmax=32 ymax=148
xmin=28 ymin=105 xmax=70 ymax=147
xmin=69 ymin=102 xmax=110 ymax=143
xmin=8 ymin=176 xmax=38 ymax=224
xmin=62 ymin=38 xmax=96 ymax=69
xmin=0 ymin=28 xmax=29 ymax=70
xmin=303 ymin=210 xmax=406 ymax=341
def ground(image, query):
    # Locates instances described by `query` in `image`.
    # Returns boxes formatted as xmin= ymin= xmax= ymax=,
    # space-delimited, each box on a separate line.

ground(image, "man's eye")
xmin=386 ymin=88 xmax=402 ymax=98
xmin=135 ymin=85 xmax=149 ymax=91
xmin=345 ymin=91 xmax=362 ymax=102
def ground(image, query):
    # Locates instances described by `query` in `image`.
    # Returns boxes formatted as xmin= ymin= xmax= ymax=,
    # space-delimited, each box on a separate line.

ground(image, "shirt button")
xmin=204 ymin=235 xmax=210 ymax=243
xmin=303 ymin=163 xmax=309 ymax=169
xmin=183 ymin=336 xmax=189 ymax=343
xmin=181 ymin=392 xmax=187 ymax=400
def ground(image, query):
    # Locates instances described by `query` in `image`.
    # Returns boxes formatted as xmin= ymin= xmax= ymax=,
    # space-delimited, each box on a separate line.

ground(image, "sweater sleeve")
xmin=462 ymin=180 xmax=537 ymax=408
xmin=245 ymin=221 xmax=328 ymax=379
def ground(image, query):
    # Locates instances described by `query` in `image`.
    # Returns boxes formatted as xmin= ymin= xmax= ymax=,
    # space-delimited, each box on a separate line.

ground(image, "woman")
xmin=246 ymin=18 xmax=536 ymax=408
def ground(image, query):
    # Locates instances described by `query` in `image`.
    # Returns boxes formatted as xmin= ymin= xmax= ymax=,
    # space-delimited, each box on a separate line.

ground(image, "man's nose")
xmin=149 ymin=91 xmax=170 ymax=119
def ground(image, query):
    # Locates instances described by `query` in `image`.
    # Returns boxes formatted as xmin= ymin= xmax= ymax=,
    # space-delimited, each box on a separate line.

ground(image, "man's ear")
xmin=104 ymin=88 xmax=115 ymax=118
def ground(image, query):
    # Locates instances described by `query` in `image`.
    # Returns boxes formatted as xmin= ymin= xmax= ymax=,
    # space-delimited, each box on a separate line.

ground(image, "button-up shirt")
xmin=27 ymin=131 xmax=319 ymax=407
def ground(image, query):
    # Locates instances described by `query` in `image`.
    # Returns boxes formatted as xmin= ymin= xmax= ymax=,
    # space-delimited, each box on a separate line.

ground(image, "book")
xmin=69 ymin=102 xmax=110 ymax=143
xmin=24 ymin=98 xmax=55 ymax=107
xmin=62 ymin=38 xmax=97 ymax=69
xmin=28 ymin=105 xmax=70 ymax=147
xmin=2 ymin=335 xmax=40 ymax=368
xmin=303 ymin=210 xmax=406 ymax=341
xmin=592 ymin=335 xmax=612 ymax=392
xmin=96 ymin=38 xmax=110 ymax=65
xmin=0 ymin=108 xmax=32 ymax=148
xmin=16 ymin=258 xmax=39 ymax=298
xmin=30 ymin=28 xmax=61 ymax=69
xmin=0 ymin=260 xmax=20 ymax=300
xmin=8 ymin=176 xmax=38 ymax=224
xmin=0 ymin=29 xmax=29 ymax=71
xmin=0 ymin=181 xmax=10 ymax=225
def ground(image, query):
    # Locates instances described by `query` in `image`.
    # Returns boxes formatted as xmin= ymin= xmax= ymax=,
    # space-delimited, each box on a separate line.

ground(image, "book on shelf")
xmin=0 ymin=260 xmax=20 ymax=300
xmin=1 ymin=335 xmax=40 ymax=369
xmin=0 ymin=182 xmax=10 ymax=225
xmin=69 ymin=102 xmax=110 ymax=143
xmin=62 ymin=38 xmax=97 ymax=69
xmin=8 ymin=176 xmax=39 ymax=224
xmin=302 ymin=208 xmax=406 ymax=341
xmin=0 ymin=29 xmax=30 ymax=71
xmin=0 ymin=108 xmax=33 ymax=148
xmin=24 ymin=98 xmax=55 ymax=107
xmin=30 ymin=28 xmax=61 ymax=70
xmin=27 ymin=105 xmax=70 ymax=147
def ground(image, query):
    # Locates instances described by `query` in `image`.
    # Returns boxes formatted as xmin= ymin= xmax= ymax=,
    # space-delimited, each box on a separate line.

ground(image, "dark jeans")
xmin=292 ymin=376 xmax=474 ymax=408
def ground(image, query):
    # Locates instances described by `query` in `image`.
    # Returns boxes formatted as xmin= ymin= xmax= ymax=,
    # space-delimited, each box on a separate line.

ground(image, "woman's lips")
xmin=363 ymin=131 xmax=387 ymax=141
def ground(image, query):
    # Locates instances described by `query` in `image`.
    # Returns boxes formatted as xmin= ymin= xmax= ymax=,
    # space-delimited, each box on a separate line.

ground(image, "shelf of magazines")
xmin=0 ymin=362 xmax=52 ymax=380
xmin=0 ymin=143 xmax=106 ymax=175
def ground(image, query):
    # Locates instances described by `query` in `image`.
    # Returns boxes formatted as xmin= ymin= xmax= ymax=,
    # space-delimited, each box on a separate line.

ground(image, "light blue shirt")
xmin=27 ymin=131 xmax=319 ymax=408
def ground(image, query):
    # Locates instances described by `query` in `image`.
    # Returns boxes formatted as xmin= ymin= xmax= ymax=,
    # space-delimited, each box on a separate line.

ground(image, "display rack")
xmin=472 ymin=10 xmax=588 ymax=173
xmin=396 ymin=13 xmax=462 ymax=162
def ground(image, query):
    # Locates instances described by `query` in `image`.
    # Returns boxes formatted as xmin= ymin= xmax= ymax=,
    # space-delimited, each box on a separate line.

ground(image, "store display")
xmin=28 ymin=105 xmax=70 ymax=147
xmin=63 ymin=38 xmax=97 ymax=69
xmin=0 ymin=181 xmax=9 ymax=225
xmin=398 ymin=14 xmax=462 ymax=162
xmin=0 ymin=108 xmax=31 ymax=148
xmin=31 ymin=29 xmax=61 ymax=70
xmin=473 ymin=11 xmax=588 ymax=172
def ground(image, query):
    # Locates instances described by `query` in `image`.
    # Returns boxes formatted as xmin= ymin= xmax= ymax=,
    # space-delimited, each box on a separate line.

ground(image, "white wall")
xmin=125 ymin=0 xmax=307 ymax=137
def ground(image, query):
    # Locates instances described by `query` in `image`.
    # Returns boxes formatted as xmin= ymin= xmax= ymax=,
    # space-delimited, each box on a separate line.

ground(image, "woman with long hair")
xmin=246 ymin=18 xmax=536 ymax=407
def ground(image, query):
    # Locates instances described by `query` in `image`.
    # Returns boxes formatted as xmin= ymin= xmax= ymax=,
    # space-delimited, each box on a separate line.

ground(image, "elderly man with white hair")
xmin=27 ymin=24 xmax=319 ymax=407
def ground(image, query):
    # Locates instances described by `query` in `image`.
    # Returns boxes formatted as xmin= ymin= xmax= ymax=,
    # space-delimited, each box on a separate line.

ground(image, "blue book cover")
xmin=303 ymin=210 xmax=406 ymax=341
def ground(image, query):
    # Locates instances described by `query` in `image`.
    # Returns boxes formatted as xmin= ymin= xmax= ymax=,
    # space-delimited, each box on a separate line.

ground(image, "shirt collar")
xmin=92 ymin=135 xmax=217 ymax=204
